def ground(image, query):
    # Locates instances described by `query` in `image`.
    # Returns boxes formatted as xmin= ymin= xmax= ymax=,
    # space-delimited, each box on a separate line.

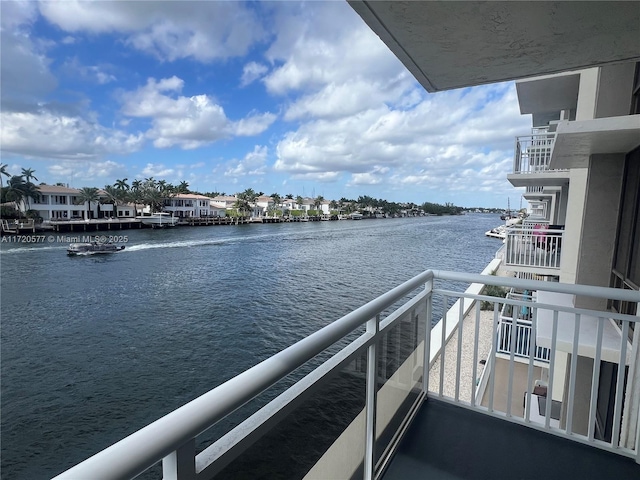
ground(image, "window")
xmin=610 ymin=146 xmax=639 ymax=324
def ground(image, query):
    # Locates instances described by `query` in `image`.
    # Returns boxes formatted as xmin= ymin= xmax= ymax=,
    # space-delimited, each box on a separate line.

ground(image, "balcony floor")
xmin=381 ymin=398 xmax=639 ymax=480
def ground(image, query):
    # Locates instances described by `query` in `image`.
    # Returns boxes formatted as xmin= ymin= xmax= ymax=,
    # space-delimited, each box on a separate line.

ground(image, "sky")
xmin=0 ymin=0 xmax=533 ymax=208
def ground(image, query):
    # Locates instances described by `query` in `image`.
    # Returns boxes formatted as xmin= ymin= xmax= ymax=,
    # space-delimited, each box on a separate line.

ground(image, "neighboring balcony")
xmin=504 ymin=224 xmax=564 ymax=275
xmin=497 ymin=291 xmax=551 ymax=362
xmin=514 ymin=130 xmax=555 ymax=173
xmin=508 ymin=130 xmax=569 ymax=188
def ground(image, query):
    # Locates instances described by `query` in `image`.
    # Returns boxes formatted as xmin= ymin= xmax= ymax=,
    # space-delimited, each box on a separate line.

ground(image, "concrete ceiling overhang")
xmin=507 ymin=171 xmax=570 ymax=188
xmin=516 ymin=74 xmax=580 ymax=115
xmin=348 ymin=1 xmax=640 ymax=92
xmin=550 ymin=115 xmax=640 ymax=169
xmin=523 ymin=192 xmax=555 ymax=201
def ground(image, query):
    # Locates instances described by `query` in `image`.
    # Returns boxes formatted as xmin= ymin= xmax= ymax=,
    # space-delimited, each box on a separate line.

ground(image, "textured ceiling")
xmin=349 ymin=1 xmax=640 ymax=92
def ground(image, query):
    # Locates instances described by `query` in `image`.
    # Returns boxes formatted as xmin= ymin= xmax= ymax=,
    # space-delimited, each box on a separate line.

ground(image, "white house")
xmin=161 ymin=193 xmax=222 ymax=218
xmin=211 ymin=195 xmax=238 ymax=210
xmin=31 ymin=185 xmax=88 ymax=220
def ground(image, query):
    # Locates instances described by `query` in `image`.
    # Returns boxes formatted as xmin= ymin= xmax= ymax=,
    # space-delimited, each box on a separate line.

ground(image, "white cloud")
xmin=347 ymin=167 xmax=390 ymax=186
xmin=233 ymin=112 xmax=277 ymax=136
xmin=273 ymin=82 xmax=530 ymax=195
xmin=224 ymin=146 xmax=268 ymax=177
xmin=0 ymin=110 xmax=144 ymax=159
xmin=120 ymin=77 xmax=275 ymax=149
xmin=47 ymin=160 xmax=127 ymax=183
xmin=263 ymin=4 xmax=407 ymax=96
xmin=39 ymin=1 xmax=265 ymax=62
xmin=61 ymin=57 xmax=117 ymax=85
xmin=241 ymin=62 xmax=268 ymax=87
xmin=140 ymin=163 xmax=175 ymax=178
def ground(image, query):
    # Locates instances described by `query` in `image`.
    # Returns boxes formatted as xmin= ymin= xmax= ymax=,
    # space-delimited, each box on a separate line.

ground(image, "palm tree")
xmin=330 ymin=200 xmax=338 ymax=213
xmin=103 ymin=185 xmax=129 ymax=218
xmin=314 ymin=195 xmax=324 ymax=215
xmin=177 ymin=181 xmax=190 ymax=194
xmin=233 ymin=192 xmax=251 ymax=217
xmin=0 ymin=164 xmax=10 ymax=190
xmin=75 ymin=187 xmax=100 ymax=220
xmin=17 ymin=168 xmax=39 ymax=211
xmin=21 ymin=168 xmax=38 ymax=184
xmin=242 ymin=188 xmax=258 ymax=216
xmin=4 ymin=176 xmax=29 ymax=215
xmin=115 ymin=178 xmax=129 ymax=191
xmin=296 ymin=195 xmax=304 ymax=214
xmin=269 ymin=193 xmax=282 ymax=217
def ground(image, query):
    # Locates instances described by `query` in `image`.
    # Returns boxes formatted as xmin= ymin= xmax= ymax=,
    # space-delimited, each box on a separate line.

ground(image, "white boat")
xmin=67 ymin=242 xmax=125 ymax=255
xmin=485 ymin=225 xmax=507 ymax=239
xmin=137 ymin=213 xmax=179 ymax=228
xmin=350 ymin=212 xmax=363 ymax=220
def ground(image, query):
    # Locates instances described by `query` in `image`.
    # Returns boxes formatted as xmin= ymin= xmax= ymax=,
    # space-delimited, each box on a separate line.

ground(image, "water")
xmin=1 ymin=214 xmax=502 ymax=479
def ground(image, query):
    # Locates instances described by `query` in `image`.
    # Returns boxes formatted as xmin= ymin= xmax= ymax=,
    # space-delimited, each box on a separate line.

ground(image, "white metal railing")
xmin=53 ymin=270 xmax=640 ymax=479
xmin=523 ymin=219 xmax=550 ymax=228
xmin=505 ymin=224 xmax=564 ymax=270
xmin=497 ymin=292 xmax=550 ymax=362
xmin=513 ymin=132 xmax=556 ymax=174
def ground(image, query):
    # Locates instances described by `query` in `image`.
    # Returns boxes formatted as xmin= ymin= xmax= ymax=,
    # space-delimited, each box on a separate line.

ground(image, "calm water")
xmin=1 ymin=214 xmax=501 ymax=478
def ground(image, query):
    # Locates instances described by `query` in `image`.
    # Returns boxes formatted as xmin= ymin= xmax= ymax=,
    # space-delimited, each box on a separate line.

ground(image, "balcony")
xmin=514 ymin=131 xmax=555 ymax=173
xmin=53 ymin=269 xmax=639 ymax=480
xmin=497 ymin=291 xmax=550 ymax=362
xmin=504 ymin=224 xmax=564 ymax=275
xmin=508 ymin=132 xmax=569 ymax=188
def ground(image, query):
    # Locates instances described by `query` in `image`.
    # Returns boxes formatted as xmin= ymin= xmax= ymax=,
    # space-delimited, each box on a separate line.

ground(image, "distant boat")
xmin=350 ymin=212 xmax=363 ymax=220
xmin=67 ymin=242 xmax=125 ymax=255
xmin=500 ymin=198 xmax=518 ymax=221
xmin=138 ymin=213 xmax=179 ymax=228
xmin=485 ymin=225 xmax=507 ymax=240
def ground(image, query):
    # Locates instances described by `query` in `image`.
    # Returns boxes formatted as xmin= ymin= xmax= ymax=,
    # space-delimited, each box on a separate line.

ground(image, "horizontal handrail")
xmin=432 ymin=270 xmax=639 ymax=303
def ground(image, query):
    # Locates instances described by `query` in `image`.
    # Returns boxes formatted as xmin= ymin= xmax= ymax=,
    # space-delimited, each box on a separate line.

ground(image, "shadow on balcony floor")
xmin=382 ymin=398 xmax=639 ymax=480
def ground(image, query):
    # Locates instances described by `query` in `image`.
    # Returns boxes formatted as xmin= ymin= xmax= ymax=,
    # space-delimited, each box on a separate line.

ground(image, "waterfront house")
xmin=54 ymin=3 xmax=640 ymax=479
xmin=31 ymin=185 xmax=88 ymax=221
xmin=211 ymin=195 xmax=239 ymax=211
xmin=161 ymin=193 xmax=224 ymax=218
xmin=254 ymin=195 xmax=275 ymax=217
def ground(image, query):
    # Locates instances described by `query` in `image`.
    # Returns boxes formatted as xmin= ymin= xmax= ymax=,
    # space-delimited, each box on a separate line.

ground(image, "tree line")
xmin=0 ymin=165 xmax=465 ymax=220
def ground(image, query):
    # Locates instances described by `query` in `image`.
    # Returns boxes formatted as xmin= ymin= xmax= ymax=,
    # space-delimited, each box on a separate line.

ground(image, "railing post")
xmin=364 ymin=314 xmax=380 ymax=480
xmin=621 ymin=307 xmax=640 ymax=462
xmin=423 ymin=279 xmax=433 ymax=395
xmin=162 ymin=439 xmax=196 ymax=480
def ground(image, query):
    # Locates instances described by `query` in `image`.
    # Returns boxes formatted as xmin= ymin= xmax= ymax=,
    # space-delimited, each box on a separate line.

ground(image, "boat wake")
xmin=124 ymin=238 xmax=227 ymax=251
xmin=0 ymin=245 xmax=67 ymax=255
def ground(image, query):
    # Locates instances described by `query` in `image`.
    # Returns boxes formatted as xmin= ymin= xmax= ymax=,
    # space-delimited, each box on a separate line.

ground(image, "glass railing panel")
xmin=374 ymin=298 xmax=426 ymax=465
xmin=209 ymin=356 xmax=367 ymax=480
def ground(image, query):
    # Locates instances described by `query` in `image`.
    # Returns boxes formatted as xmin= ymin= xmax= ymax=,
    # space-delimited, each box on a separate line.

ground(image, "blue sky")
xmin=1 ymin=1 xmax=531 ymax=207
